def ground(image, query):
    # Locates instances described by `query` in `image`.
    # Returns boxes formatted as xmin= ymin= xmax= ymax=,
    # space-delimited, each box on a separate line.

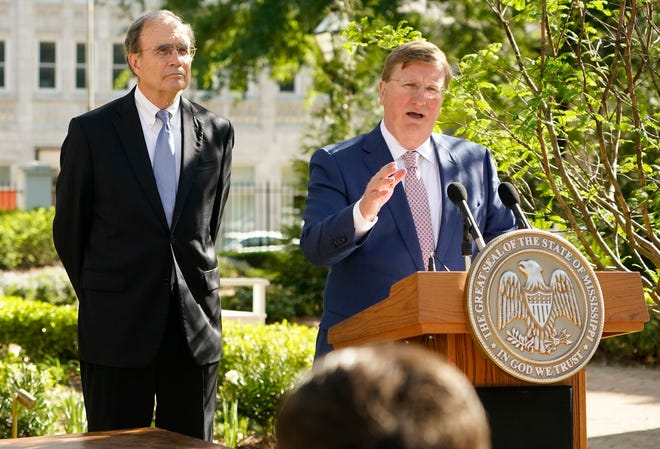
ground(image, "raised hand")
xmin=359 ymin=162 xmax=406 ymax=222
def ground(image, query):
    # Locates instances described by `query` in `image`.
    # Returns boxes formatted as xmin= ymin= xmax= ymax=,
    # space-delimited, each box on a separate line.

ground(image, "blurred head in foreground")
xmin=276 ymin=343 xmax=491 ymax=449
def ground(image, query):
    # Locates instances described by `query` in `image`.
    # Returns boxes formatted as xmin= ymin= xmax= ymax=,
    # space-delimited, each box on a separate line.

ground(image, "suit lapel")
xmin=434 ymin=134 xmax=463 ymax=265
xmin=114 ymin=90 xmax=167 ymax=226
xmin=361 ymin=126 xmax=425 ymax=271
xmin=171 ymin=98 xmax=203 ymax=229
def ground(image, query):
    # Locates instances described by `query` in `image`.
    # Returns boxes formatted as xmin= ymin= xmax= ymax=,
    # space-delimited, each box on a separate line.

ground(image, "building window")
xmin=0 ymin=41 xmax=5 ymax=88
xmin=279 ymin=79 xmax=295 ymax=92
xmin=39 ymin=41 xmax=56 ymax=88
xmin=112 ymin=43 xmax=128 ymax=90
xmin=76 ymin=43 xmax=86 ymax=89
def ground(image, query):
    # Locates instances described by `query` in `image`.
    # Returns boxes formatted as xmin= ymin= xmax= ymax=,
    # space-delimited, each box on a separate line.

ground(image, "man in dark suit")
xmin=52 ymin=10 xmax=233 ymax=441
xmin=300 ymin=41 xmax=515 ymax=359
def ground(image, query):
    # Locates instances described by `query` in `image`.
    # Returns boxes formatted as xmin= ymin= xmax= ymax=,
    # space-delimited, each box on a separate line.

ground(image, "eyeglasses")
xmin=136 ymin=43 xmax=196 ymax=60
xmin=387 ymin=79 xmax=446 ymax=99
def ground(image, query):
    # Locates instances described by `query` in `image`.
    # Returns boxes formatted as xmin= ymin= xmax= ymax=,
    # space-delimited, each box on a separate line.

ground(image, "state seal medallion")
xmin=465 ymin=229 xmax=605 ymax=383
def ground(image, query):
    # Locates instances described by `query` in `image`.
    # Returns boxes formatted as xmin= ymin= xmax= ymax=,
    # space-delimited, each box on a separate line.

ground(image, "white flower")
xmin=8 ymin=343 xmax=22 ymax=357
xmin=224 ymin=369 xmax=245 ymax=386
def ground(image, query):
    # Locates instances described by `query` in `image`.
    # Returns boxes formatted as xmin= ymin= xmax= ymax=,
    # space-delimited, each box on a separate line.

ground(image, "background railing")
xmin=220 ymin=182 xmax=304 ymax=236
xmin=2 ymin=180 xmax=305 ymax=248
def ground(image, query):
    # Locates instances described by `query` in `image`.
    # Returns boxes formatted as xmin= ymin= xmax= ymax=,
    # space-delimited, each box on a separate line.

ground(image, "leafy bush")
xmin=1 ymin=291 xmax=658 ymax=444
xmin=223 ymin=247 xmax=327 ymax=323
xmin=57 ymin=389 xmax=86 ymax=435
xmin=0 ymin=358 xmax=57 ymax=438
xmin=218 ymin=321 xmax=315 ymax=435
xmin=0 ymin=203 xmax=324 ymax=324
xmin=0 ymin=319 xmax=315 ymax=441
xmin=0 ymin=296 xmax=78 ymax=361
xmin=266 ymin=248 xmax=326 ymax=322
xmin=0 ymin=208 xmax=59 ymax=270
xmin=595 ymin=310 xmax=660 ymax=366
xmin=0 ymin=266 xmax=77 ymax=306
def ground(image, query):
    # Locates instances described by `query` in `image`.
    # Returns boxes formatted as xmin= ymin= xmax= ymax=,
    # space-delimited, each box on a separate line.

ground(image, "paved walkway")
xmin=586 ymin=362 xmax=660 ymax=449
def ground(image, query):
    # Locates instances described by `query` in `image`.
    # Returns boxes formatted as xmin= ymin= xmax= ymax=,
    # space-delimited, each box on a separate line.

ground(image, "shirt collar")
xmin=134 ymin=86 xmax=181 ymax=129
xmin=379 ymin=121 xmax=435 ymax=165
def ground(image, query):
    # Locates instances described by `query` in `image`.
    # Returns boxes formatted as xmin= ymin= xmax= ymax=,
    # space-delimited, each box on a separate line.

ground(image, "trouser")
xmin=80 ymin=293 xmax=219 ymax=441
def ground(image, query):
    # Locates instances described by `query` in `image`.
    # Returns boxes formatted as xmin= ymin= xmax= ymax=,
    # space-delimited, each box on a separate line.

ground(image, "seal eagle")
xmin=498 ymin=259 xmax=582 ymax=353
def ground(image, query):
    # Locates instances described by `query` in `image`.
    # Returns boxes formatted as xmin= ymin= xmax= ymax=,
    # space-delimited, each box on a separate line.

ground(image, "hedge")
xmin=0 ymin=297 xmax=78 ymax=361
xmin=0 ymin=208 xmax=59 ymax=270
xmin=0 ymin=315 xmax=315 ymax=441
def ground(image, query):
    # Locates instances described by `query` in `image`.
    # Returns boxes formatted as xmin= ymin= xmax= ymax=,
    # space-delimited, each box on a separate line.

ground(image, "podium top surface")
xmin=0 ymin=427 xmax=229 ymax=449
xmin=329 ymin=271 xmax=649 ymax=347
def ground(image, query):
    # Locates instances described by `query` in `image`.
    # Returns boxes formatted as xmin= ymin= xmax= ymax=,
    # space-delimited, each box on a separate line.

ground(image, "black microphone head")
xmin=498 ymin=182 xmax=520 ymax=208
xmin=447 ymin=182 xmax=468 ymax=205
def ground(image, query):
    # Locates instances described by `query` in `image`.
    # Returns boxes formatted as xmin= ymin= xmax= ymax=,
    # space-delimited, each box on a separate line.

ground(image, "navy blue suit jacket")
xmin=300 ymin=124 xmax=515 ymax=357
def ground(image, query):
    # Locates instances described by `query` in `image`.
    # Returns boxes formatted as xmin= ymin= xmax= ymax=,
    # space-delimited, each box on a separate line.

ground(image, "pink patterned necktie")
xmin=402 ymin=150 xmax=435 ymax=264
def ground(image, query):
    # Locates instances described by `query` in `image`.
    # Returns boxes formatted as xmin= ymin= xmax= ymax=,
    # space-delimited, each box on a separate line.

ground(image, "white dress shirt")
xmin=134 ymin=87 xmax=182 ymax=184
xmin=354 ymin=121 xmax=441 ymax=241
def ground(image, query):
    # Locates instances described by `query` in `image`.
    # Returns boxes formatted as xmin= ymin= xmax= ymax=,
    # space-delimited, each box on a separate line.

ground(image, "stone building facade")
xmin=0 ymin=0 xmax=311 ymax=234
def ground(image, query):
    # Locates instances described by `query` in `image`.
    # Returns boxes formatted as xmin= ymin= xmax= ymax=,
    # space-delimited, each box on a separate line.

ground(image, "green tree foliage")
xmin=160 ymin=0 xmax=658 ymax=310
xmin=160 ymin=0 xmax=511 ymax=94
xmin=161 ymin=0 xmax=406 ymax=92
xmin=439 ymin=0 xmax=659 ymax=308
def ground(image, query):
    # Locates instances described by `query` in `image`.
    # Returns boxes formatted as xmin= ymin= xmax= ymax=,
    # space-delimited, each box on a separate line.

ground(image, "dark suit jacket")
xmin=301 ymin=125 xmax=515 ymax=355
xmin=53 ymin=88 xmax=233 ymax=368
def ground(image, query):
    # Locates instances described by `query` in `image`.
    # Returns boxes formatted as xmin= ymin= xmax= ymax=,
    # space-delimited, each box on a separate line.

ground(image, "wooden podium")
xmin=328 ymin=271 xmax=649 ymax=449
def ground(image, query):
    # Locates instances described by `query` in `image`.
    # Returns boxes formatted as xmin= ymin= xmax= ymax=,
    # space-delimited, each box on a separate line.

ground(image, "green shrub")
xmin=224 ymin=248 xmax=326 ymax=323
xmin=595 ymin=309 xmax=660 ymax=365
xmin=58 ymin=389 xmax=86 ymax=435
xmin=218 ymin=320 xmax=315 ymax=435
xmin=266 ymin=248 xmax=326 ymax=322
xmin=2 ymin=302 xmax=658 ymax=444
xmin=0 ymin=358 xmax=57 ymax=438
xmin=217 ymin=255 xmax=264 ymax=278
xmin=0 ymin=208 xmax=59 ymax=270
xmin=0 ymin=266 xmax=77 ymax=306
xmin=0 ymin=320 xmax=315 ymax=441
xmin=0 ymin=296 xmax=78 ymax=361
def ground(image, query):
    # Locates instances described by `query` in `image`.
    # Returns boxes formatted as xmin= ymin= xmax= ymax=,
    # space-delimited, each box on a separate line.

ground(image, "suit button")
xmin=331 ymin=236 xmax=347 ymax=248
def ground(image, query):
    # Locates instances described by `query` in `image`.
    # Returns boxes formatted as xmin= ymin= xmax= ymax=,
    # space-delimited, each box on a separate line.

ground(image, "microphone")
xmin=498 ymin=182 xmax=532 ymax=229
xmin=447 ymin=182 xmax=486 ymax=251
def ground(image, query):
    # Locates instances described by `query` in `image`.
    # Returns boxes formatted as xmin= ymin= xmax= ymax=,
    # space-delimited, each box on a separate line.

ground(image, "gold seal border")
xmin=465 ymin=229 xmax=605 ymax=384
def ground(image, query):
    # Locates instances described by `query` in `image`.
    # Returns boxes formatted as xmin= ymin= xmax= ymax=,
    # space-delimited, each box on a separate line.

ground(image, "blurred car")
xmin=220 ymin=231 xmax=298 ymax=253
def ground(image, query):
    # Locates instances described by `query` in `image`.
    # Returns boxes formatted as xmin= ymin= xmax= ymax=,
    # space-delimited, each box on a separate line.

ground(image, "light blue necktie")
xmin=153 ymin=109 xmax=176 ymax=227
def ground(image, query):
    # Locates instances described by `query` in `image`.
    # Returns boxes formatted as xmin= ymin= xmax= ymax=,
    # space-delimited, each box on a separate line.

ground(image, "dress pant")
xmin=80 ymin=292 xmax=219 ymax=441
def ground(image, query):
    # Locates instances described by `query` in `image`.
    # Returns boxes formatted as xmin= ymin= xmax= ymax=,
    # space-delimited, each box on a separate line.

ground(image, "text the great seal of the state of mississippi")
xmin=465 ymin=229 xmax=605 ymax=383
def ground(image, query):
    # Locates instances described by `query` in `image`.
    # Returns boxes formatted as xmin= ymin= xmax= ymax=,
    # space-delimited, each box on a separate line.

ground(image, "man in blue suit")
xmin=300 ymin=41 xmax=515 ymax=359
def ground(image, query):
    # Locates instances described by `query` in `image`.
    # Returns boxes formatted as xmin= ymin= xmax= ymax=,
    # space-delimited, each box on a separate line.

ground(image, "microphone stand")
xmin=462 ymin=221 xmax=472 ymax=270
